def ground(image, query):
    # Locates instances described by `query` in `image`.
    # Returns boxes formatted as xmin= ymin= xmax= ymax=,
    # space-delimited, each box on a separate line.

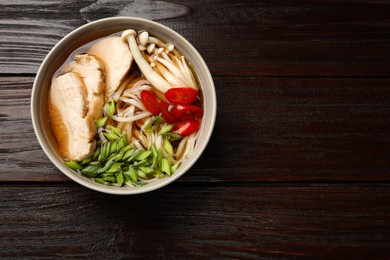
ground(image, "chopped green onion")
xmin=112 ymin=152 xmax=124 ymax=162
xmin=106 ymin=98 xmax=116 ymax=117
xmin=65 ymin=161 xmax=83 ymax=170
xmin=94 ymin=178 xmax=106 ymax=184
xmin=144 ymin=116 xmax=162 ymax=133
xmin=163 ymin=139 xmax=174 ymax=156
xmin=123 ymin=172 xmax=130 ymax=183
xmin=116 ymin=171 xmax=124 ymax=186
xmin=95 ymin=117 xmax=108 ymax=128
xmin=161 ymin=158 xmax=171 ymax=176
xmin=137 ymin=169 xmax=148 ymax=179
xmin=135 ymin=150 xmax=152 ymax=161
xmin=159 ymin=124 xmax=174 ymax=135
xmin=163 ymin=132 xmax=182 ymax=141
xmin=99 ymin=160 xmax=114 ymax=173
xmin=171 ymin=162 xmax=181 ymax=173
xmin=129 ymin=167 xmax=138 ymax=183
xmin=81 ymin=165 xmax=101 ymax=177
xmin=80 ymin=157 xmax=92 ymax=165
xmin=107 ymin=162 xmax=122 ymax=173
xmin=109 ymin=125 xmax=122 ymax=137
xmin=116 ymin=135 xmax=128 ymax=152
xmin=104 ymin=131 xmax=119 ymax=142
xmin=92 ymin=145 xmax=101 ymax=160
xmin=103 ymin=175 xmax=116 ymax=183
xmin=133 ymin=159 xmax=148 ymax=167
xmin=139 ymin=166 xmax=153 ymax=175
xmin=120 ymin=144 xmax=133 ymax=154
xmin=123 ymin=149 xmax=135 ymax=160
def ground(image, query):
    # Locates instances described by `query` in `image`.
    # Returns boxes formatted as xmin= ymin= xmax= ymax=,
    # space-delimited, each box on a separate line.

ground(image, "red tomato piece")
xmin=170 ymin=104 xmax=203 ymax=121
xmin=165 ymin=87 xmax=199 ymax=105
xmin=141 ymin=90 xmax=161 ymax=115
xmin=174 ymin=120 xmax=200 ymax=136
xmin=160 ymin=100 xmax=178 ymax=123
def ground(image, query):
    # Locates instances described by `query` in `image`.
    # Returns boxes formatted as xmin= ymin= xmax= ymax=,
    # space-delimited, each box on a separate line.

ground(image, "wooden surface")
xmin=1 ymin=0 xmax=390 ymax=258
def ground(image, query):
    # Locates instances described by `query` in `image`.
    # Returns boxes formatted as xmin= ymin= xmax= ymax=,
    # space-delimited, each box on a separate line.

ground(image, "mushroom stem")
xmin=155 ymin=62 xmax=187 ymax=86
xmin=147 ymin=36 xmax=174 ymax=52
xmin=156 ymin=57 xmax=195 ymax=88
xmin=121 ymin=30 xmax=172 ymax=94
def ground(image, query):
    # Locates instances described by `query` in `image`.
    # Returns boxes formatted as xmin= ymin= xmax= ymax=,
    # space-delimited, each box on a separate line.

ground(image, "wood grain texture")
xmin=0 ymin=0 xmax=390 ymax=76
xmin=1 ymin=0 xmax=390 ymax=258
xmin=80 ymin=0 xmax=191 ymax=22
xmin=0 ymin=185 xmax=389 ymax=259
xmin=1 ymin=76 xmax=389 ymax=182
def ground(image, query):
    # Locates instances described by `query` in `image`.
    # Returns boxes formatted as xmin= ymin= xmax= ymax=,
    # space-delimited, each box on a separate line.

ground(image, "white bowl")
xmin=31 ymin=17 xmax=216 ymax=194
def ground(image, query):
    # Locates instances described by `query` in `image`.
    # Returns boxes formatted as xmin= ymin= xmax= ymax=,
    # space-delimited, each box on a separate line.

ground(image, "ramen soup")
xmin=48 ymin=29 xmax=203 ymax=187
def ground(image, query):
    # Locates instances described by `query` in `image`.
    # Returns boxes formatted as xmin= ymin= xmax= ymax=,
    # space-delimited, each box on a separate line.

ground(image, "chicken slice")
xmin=88 ymin=36 xmax=133 ymax=100
xmin=49 ymin=72 xmax=96 ymax=161
xmin=66 ymin=54 xmax=105 ymax=120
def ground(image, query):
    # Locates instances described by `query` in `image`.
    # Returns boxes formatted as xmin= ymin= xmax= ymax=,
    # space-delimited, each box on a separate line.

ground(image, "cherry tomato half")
xmin=165 ymin=87 xmax=199 ymax=105
xmin=160 ymin=100 xmax=178 ymax=123
xmin=170 ymin=104 xmax=203 ymax=121
xmin=174 ymin=120 xmax=200 ymax=136
xmin=141 ymin=90 xmax=161 ymax=115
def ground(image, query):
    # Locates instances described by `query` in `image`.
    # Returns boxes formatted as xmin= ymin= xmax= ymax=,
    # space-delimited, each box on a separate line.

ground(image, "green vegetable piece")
xmin=151 ymin=144 xmax=158 ymax=157
xmin=123 ymin=172 xmax=130 ymax=183
xmin=102 ymin=172 xmax=115 ymax=178
xmin=123 ymin=149 xmax=135 ymax=161
xmin=129 ymin=167 xmax=138 ymax=183
xmin=159 ymin=124 xmax=174 ymax=135
xmin=135 ymin=150 xmax=152 ymax=161
xmin=95 ymin=117 xmax=108 ymax=128
xmin=89 ymin=161 xmax=102 ymax=166
xmin=137 ymin=169 xmax=148 ymax=179
xmin=161 ymin=158 xmax=171 ymax=176
xmin=120 ymin=144 xmax=133 ymax=154
xmin=80 ymin=157 xmax=92 ymax=165
xmin=113 ymin=152 xmax=124 ymax=162
xmin=156 ymin=169 xmax=165 ymax=179
xmin=106 ymin=98 xmax=116 ymax=117
xmin=99 ymin=160 xmax=114 ymax=173
xmin=98 ymin=142 xmax=107 ymax=162
xmin=126 ymin=150 xmax=140 ymax=162
xmin=163 ymin=132 xmax=182 ymax=141
xmin=81 ymin=165 xmax=101 ymax=177
xmin=139 ymin=166 xmax=153 ymax=175
xmin=157 ymin=149 xmax=164 ymax=167
xmin=163 ymin=139 xmax=174 ymax=156
xmin=116 ymin=135 xmax=128 ymax=152
xmin=94 ymin=178 xmax=106 ymax=184
xmin=109 ymin=141 xmax=118 ymax=154
xmin=107 ymin=162 xmax=122 ymax=173
xmin=64 ymin=161 xmax=83 ymax=170
xmin=104 ymin=131 xmax=119 ymax=142
xmin=116 ymin=171 xmax=124 ymax=186
xmin=144 ymin=116 xmax=162 ymax=133
xmin=92 ymin=146 xmax=100 ymax=160
xmin=133 ymin=159 xmax=148 ymax=167
xmin=109 ymin=125 xmax=122 ymax=137
xmin=171 ymin=162 xmax=182 ymax=173
xmin=103 ymin=175 xmax=116 ymax=183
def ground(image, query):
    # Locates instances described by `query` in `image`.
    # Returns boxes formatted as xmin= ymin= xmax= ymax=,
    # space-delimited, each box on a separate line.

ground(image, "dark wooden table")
xmin=1 ymin=0 xmax=390 ymax=258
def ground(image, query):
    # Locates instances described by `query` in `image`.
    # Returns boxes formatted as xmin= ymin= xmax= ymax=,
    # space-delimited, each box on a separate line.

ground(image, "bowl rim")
xmin=31 ymin=16 xmax=217 ymax=195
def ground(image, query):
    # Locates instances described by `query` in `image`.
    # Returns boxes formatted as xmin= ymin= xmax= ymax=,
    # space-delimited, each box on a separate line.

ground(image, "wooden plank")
xmin=0 ymin=0 xmax=389 ymax=76
xmin=1 ymin=76 xmax=389 ymax=182
xmin=0 ymin=185 xmax=389 ymax=258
